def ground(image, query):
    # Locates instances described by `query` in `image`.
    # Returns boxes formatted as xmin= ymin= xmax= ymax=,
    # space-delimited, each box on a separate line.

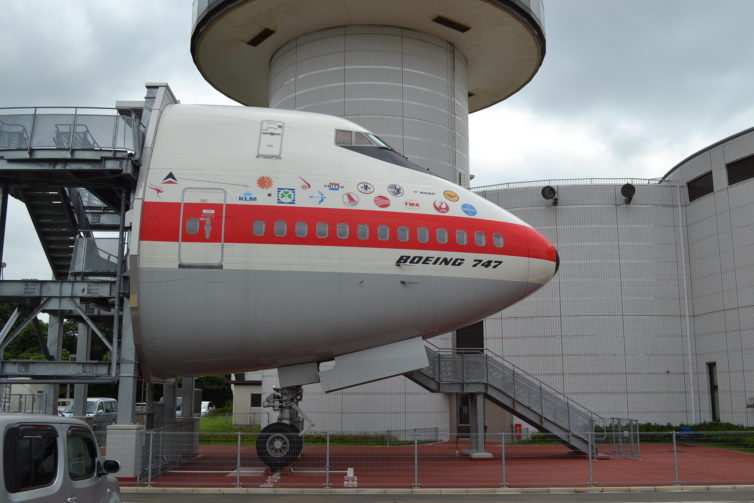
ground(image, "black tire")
xmin=256 ymin=422 xmax=303 ymax=469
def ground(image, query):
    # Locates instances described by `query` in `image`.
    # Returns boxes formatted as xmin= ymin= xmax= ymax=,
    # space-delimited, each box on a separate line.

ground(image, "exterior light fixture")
xmin=621 ymin=183 xmax=636 ymax=204
xmin=541 ymin=185 xmax=558 ymax=206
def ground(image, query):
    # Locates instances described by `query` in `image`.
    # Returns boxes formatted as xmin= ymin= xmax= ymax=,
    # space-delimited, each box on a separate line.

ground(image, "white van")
xmin=0 ymin=413 xmax=121 ymax=502
xmin=60 ymin=398 xmax=118 ymax=430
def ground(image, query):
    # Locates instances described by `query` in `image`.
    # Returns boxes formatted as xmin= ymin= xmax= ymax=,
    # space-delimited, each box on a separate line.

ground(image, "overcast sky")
xmin=2 ymin=0 xmax=753 ymax=280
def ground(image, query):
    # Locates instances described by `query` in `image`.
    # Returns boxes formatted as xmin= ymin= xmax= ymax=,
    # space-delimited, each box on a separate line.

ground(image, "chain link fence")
xmin=113 ymin=429 xmax=754 ymax=488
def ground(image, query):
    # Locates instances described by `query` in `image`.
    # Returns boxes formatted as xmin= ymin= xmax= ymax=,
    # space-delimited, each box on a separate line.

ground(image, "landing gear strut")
xmin=256 ymin=385 xmax=312 ymax=469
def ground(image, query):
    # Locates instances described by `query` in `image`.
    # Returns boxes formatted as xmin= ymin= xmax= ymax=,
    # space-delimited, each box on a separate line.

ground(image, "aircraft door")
xmin=179 ymin=188 xmax=226 ymax=268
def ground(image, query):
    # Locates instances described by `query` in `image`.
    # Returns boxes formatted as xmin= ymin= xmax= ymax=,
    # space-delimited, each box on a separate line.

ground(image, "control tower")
xmin=191 ymin=0 xmax=545 ymax=185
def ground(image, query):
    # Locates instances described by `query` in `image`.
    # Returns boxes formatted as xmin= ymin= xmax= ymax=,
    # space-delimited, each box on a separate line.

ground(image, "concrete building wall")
xmin=665 ymin=128 xmax=754 ymax=426
xmin=269 ymin=25 xmax=470 ymax=185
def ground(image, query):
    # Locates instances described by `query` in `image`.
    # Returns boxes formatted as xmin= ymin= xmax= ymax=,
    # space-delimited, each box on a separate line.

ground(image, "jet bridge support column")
xmin=0 ymin=186 xmax=7 ymax=277
xmin=43 ymin=316 xmax=65 ymax=415
xmin=107 ymin=310 xmax=141 ymax=479
xmin=71 ymin=323 xmax=92 ymax=416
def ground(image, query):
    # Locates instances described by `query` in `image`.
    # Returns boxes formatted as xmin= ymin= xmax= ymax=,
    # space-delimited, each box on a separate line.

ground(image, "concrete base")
xmin=468 ymin=451 xmax=493 ymax=459
xmin=106 ymin=424 xmax=145 ymax=478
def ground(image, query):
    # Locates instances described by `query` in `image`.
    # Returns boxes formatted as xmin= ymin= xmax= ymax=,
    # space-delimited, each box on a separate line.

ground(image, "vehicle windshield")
xmin=62 ymin=400 xmax=97 ymax=414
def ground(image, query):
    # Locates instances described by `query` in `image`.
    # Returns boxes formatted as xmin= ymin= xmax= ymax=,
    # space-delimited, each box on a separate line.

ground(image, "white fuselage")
xmin=129 ymin=105 xmax=557 ymax=381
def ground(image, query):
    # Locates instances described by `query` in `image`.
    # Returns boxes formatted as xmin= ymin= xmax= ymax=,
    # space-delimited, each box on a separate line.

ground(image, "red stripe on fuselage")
xmin=139 ymin=201 xmax=556 ymax=261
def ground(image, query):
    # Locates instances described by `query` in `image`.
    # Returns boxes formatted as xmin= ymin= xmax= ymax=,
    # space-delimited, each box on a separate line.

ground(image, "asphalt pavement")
xmin=122 ymin=487 xmax=754 ymax=503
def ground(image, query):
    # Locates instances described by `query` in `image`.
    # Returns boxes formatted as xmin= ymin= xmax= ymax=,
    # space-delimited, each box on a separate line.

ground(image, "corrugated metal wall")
xmin=269 ymin=25 xmax=469 ymax=185
xmin=480 ymin=183 xmax=696 ymax=424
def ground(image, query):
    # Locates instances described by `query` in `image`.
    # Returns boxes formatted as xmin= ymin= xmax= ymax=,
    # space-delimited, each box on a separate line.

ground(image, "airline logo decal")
xmin=443 ymin=190 xmax=459 ymax=202
xmin=462 ymin=203 xmax=477 ymax=216
xmin=414 ymin=189 xmax=435 ymax=196
xmin=148 ymin=184 xmax=164 ymax=198
xmin=387 ymin=184 xmax=404 ymax=197
xmin=161 ymin=172 xmax=178 ymax=184
xmin=342 ymin=192 xmax=359 ymax=207
xmin=357 ymin=182 xmax=374 ymax=194
xmin=310 ymin=190 xmax=327 ymax=205
xmin=433 ymin=201 xmax=450 ymax=214
xmin=404 ymin=200 xmax=420 ymax=209
xmin=373 ymin=195 xmax=391 ymax=208
xmin=257 ymin=176 xmax=273 ymax=189
xmin=277 ymin=188 xmax=296 ymax=204
xmin=299 ymin=177 xmax=312 ymax=190
xmin=325 ymin=182 xmax=344 ymax=191
xmin=238 ymin=191 xmax=258 ymax=202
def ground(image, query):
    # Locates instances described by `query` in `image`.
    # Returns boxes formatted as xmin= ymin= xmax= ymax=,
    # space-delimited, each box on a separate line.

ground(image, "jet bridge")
xmin=0 ymin=84 xmax=192 ymax=478
xmin=406 ymin=343 xmax=607 ymax=456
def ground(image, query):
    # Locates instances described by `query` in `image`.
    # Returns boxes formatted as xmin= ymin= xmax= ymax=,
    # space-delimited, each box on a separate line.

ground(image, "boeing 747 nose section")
xmin=525 ymin=226 xmax=559 ymax=296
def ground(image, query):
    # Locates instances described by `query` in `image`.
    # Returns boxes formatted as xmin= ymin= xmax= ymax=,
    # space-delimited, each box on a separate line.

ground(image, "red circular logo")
xmin=433 ymin=200 xmax=450 ymax=214
xmin=373 ymin=195 xmax=391 ymax=208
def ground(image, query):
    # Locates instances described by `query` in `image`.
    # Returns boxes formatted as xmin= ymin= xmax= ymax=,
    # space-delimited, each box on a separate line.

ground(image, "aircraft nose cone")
xmin=526 ymin=227 xmax=558 ymax=294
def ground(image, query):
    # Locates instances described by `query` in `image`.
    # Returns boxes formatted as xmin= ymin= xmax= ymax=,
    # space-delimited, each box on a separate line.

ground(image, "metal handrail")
xmin=423 ymin=341 xmax=605 ymax=429
xmin=0 ymin=106 xmax=144 ymax=158
xmin=471 ymin=177 xmax=676 ymax=192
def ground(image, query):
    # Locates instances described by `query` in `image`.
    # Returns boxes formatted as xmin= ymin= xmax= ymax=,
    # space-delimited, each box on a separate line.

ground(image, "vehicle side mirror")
xmin=99 ymin=459 xmax=120 ymax=476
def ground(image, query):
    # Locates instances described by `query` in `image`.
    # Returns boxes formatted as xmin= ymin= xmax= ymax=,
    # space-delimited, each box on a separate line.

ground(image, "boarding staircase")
xmin=406 ymin=343 xmax=605 ymax=455
xmin=18 ymin=189 xmax=79 ymax=279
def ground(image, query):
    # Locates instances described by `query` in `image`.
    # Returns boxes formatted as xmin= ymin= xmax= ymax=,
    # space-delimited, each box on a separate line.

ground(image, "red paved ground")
xmin=121 ymin=441 xmax=754 ymax=489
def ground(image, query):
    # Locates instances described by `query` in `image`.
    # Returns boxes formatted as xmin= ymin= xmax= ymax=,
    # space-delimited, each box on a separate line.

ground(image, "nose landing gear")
xmin=256 ymin=385 xmax=312 ymax=469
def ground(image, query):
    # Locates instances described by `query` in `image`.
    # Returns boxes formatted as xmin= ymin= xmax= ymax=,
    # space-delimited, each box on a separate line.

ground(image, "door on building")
xmin=455 ymin=321 xmax=485 ymax=434
xmin=707 ymin=361 xmax=720 ymax=422
xmin=178 ymin=188 xmax=226 ymax=268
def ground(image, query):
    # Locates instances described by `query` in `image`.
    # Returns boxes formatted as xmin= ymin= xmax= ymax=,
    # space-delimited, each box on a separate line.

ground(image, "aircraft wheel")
xmin=256 ymin=422 xmax=302 ymax=469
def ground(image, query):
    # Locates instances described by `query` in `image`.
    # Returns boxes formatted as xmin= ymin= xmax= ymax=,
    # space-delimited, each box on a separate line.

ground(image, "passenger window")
xmin=253 ymin=220 xmax=265 ymax=236
xmin=3 ymin=425 xmax=58 ymax=493
xmin=337 ymin=223 xmax=349 ymax=239
xmin=378 ymin=225 xmax=390 ymax=241
xmin=493 ymin=233 xmax=504 ymax=248
xmin=357 ymin=224 xmax=369 ymax=240
xmin=398 ymin=226 xmax=410 ymax=242
xmin=295 ymin=222 xmax=308 ymax=238
xmin=274 ymin=220 xmax=287 ymax=237
xmin=316 ymin=222 xmax=328 ymax=238
xmin=436 ymin=228 xmax=448 ymax=244
xmin=417 ymin=227 xmax=429 ymax=243
xmin=67 ymin=427 xmax=97 ymax=481
xmin=475 ymin=231 xmax=486 ymax=247
xmin=456 ymin=230 xmax=467 ymax=245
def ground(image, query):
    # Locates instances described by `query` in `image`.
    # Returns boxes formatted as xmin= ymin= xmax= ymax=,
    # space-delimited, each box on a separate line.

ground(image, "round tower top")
xmin=191 ymin=0 xmax=545 ymax=112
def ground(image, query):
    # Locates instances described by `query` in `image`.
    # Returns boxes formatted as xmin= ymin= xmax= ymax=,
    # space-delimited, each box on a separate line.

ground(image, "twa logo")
xmin=373 ymin=195 xmax=390 ymax=208
xmin=404 ymin=200 xmax=420 ymax=209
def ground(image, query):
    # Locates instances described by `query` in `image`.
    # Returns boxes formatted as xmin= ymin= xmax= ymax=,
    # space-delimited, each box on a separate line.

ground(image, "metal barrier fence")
xmin=0 ymin=106 xmax=143 ymax=154
xmin=121 ymin=430 xmax=754 ymax=488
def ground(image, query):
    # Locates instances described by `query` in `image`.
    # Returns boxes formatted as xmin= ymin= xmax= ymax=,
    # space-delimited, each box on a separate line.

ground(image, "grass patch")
xmin=199 ymin=414 xmax=260 ymax=433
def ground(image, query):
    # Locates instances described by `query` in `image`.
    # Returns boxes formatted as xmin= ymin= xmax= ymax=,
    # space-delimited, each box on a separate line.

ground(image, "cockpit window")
xmin=335 ymin=129 xmax=429 ymax=173
xmin=353 ymin=132 xmax=373 ymax=146
xmin=335 ymin=130 xmax=352 ymax=145
xmin=335 ymin=130 xmax=393 ymax=149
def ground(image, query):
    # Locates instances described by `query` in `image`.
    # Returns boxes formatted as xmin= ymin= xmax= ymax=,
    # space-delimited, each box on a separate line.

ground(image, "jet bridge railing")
xmin=0 ymin=107 xmax=144 ymax=157
xmin=422 ymin=343 xmax=606 ymax=436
